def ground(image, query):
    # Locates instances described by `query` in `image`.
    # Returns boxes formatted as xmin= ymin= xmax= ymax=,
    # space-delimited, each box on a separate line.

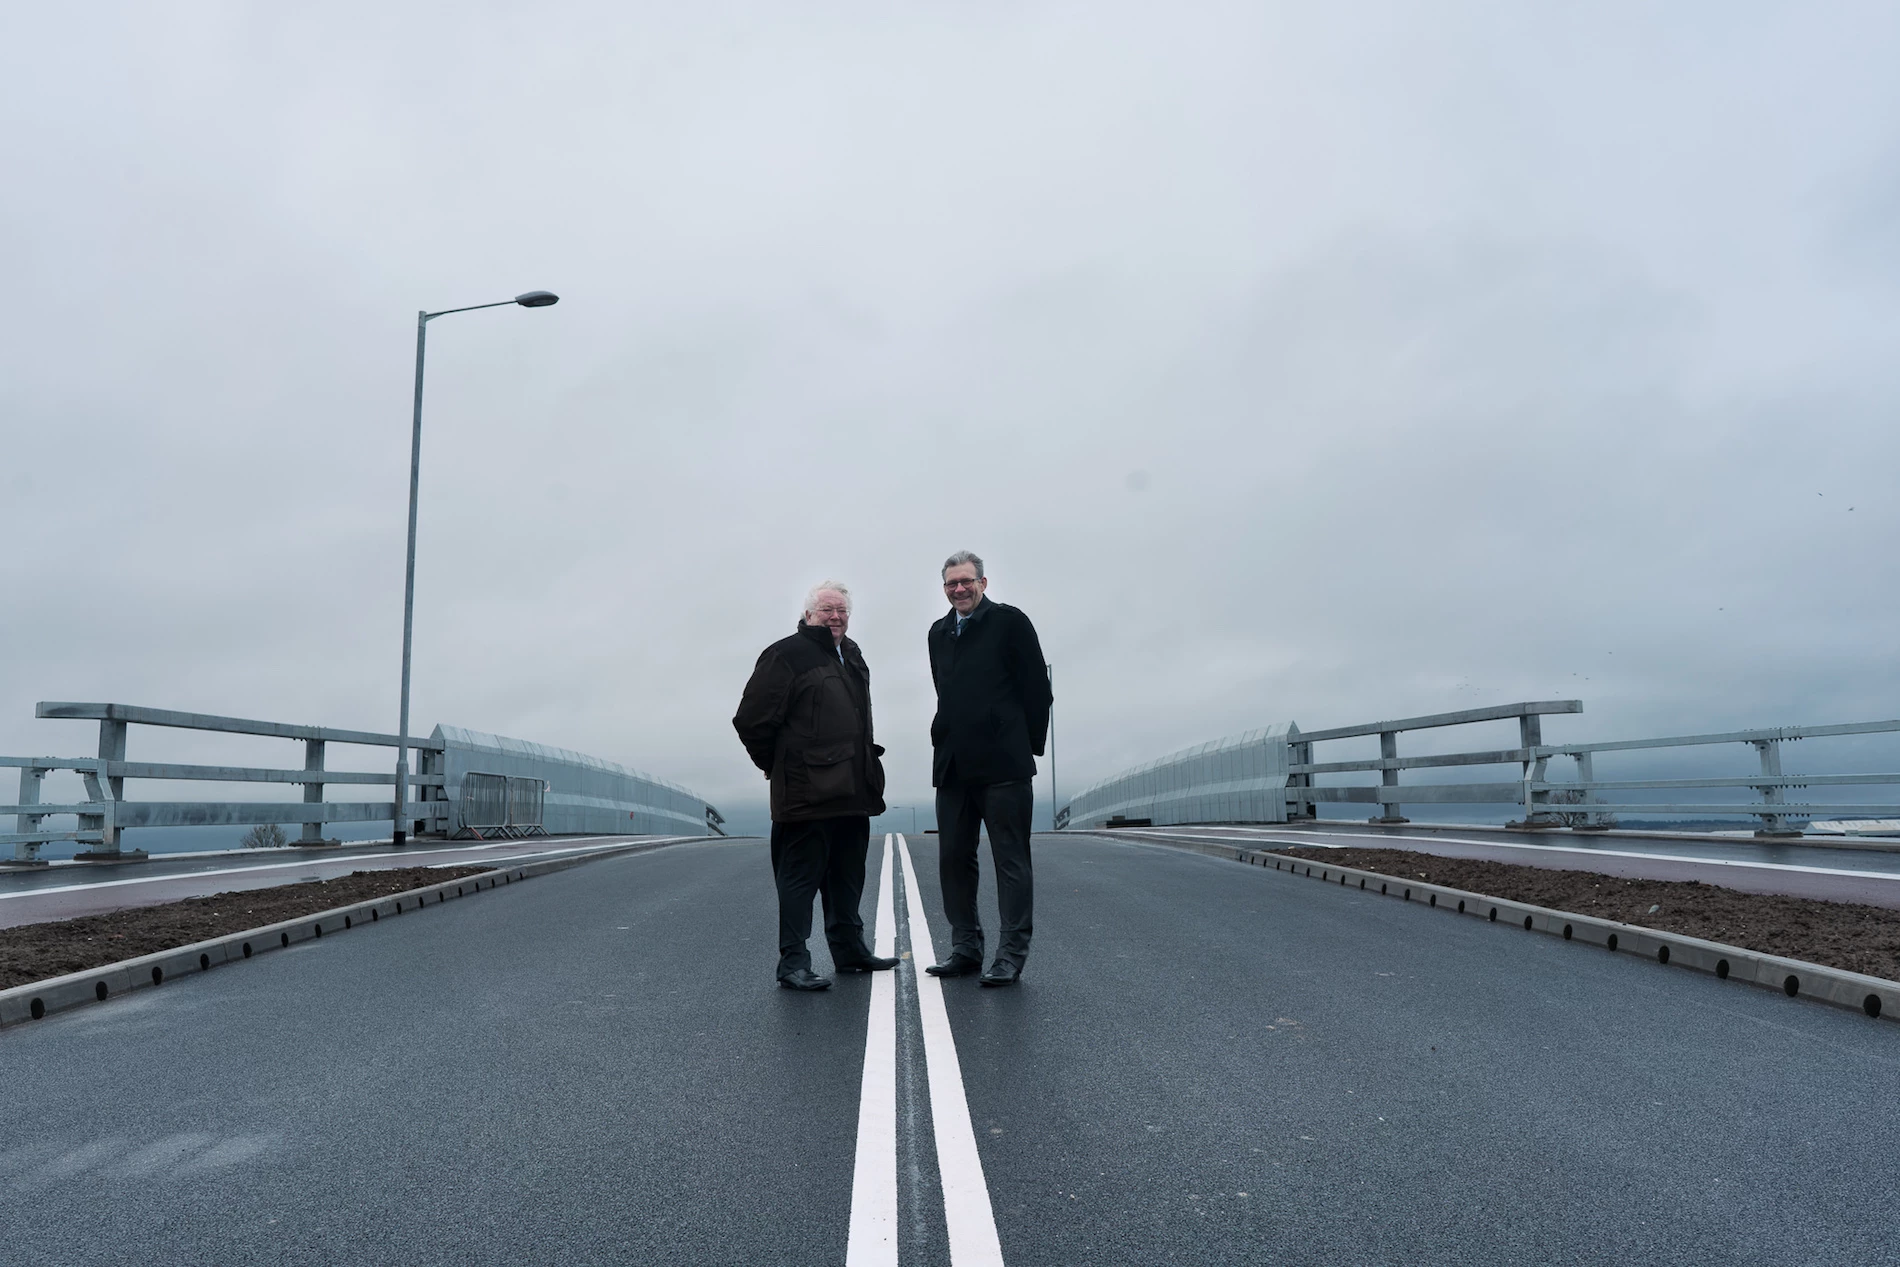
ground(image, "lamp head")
xmin=515 ymin=291 xmax=560 ymax=308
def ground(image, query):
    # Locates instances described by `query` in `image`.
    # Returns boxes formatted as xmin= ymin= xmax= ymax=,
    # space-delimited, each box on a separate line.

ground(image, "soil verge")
xmin=0 ymin=867 xmax=492 ymax=990
xmin=1277 ymin=847 xmax=1900 ymax=981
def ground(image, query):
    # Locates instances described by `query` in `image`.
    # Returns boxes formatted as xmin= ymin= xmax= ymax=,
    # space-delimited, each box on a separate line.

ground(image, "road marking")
xmin=1112 ymin=826 xmax=1900 ymax=883
xmin=846 ymin=835 xmax=898 ymax=1267
xmin=0 ymin=837 xmax=696 ymax=903
xmin=896 ymin=834 xmax=1006 ymax=1266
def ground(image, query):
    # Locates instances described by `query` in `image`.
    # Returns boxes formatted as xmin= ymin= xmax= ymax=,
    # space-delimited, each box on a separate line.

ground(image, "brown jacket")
xmin=733 ymin=621 xmax=887 ymax=823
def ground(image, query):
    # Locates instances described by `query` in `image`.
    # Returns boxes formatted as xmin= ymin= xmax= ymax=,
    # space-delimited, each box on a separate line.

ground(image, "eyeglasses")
xmin=942 ymin=578 xmax=983 ymax=590
xmin=811 ymin=605 xmax=849 ymax=616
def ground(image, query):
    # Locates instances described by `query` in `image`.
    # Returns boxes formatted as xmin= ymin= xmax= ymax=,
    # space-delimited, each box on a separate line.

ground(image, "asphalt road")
xmin=3 ymin=832 xmax=1896 ymax=1266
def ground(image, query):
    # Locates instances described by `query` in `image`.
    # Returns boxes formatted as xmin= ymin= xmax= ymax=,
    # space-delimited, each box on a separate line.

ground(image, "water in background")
xmin=29 ymin=823 xmax=397 ymax=862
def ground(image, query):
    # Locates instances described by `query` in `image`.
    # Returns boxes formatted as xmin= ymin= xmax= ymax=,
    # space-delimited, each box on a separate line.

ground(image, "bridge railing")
xmin=1530 ymin=719 xmax=1900 ymax=836
xmin=1287 ymin=700 xmax=1583 ymax=825
xmin=1059 ymin=700 xmax=1900 ymax=838
xmin=2 ymin=702 xmax=727 ymax=864
xmin=2 ymin=702 xmax=448 ymax=864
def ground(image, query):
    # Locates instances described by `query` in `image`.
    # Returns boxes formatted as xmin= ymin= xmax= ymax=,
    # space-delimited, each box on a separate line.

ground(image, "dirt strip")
xmin=0 ymin=867 xmax=493 ymax=990
xmin=1278 ymin=847 xmax=1900 ymax=981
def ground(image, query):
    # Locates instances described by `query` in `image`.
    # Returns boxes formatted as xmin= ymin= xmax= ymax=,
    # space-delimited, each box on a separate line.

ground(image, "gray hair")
xmin=803 ymin=579 xmax=852 ymax=617
xmin=941 ymin=550 xmax=985 ymax=581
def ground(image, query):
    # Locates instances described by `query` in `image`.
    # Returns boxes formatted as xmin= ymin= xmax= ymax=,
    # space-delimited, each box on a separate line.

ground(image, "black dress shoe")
xmin=777 ymin=968 xmax=833 ymax=991
xmin=925 ymin=954 xmax=983 ymax=978
xmin=978 ymin=961 xmax=1022 ymax=987
xmin=835 ymin=955 xmax=900 ymax=973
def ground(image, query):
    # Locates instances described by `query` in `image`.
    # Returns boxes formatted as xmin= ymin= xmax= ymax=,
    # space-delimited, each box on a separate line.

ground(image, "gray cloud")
xmin=3 ymin=3 xmax=1897 ymax=836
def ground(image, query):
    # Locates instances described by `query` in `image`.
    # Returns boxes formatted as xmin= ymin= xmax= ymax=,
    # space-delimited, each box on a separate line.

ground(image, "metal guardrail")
xmin=1059 ymin=700 xmax=1900 ymax=838
xmin=2 ymin=702 xmax=449 ymax=864
xmin=1526 ymin=719 xmax=1900 ymax=835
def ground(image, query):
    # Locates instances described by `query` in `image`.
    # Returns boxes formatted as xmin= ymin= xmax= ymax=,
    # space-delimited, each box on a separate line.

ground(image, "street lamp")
xmin=884 ymin=804 xmax=919 ymax=836
xmin=393 ymin=291 xmax=559 ymax=846
xmin=1046 ymin=662 xmax=1056 ymax=831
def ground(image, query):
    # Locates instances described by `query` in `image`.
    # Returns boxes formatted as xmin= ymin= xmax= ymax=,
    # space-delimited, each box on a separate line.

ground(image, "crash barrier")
xmin=1057 ymin=700 xmax=1900 ymax=838
xmin=454 ymin=772 xmax=549 ymax=839
xmin=2 ymin=703 xmax=722 ymax=864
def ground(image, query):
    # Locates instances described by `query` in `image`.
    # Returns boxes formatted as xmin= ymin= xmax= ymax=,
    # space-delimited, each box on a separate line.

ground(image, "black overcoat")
xmin=927 ymin=596 xmax=1052 ymax=787
xmin=733 ymin=621 xmax=887 ymax=822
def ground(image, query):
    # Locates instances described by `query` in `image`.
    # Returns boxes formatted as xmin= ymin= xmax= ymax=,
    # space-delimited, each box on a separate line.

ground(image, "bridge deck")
xmin=0 ymin=833 xmax=1893 ymax=1265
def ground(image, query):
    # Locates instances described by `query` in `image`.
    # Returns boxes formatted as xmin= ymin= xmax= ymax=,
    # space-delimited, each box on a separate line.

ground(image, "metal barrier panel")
xmin=505 ymin=777 xmax=547 ymax=832
xmin=460 ymin=773 xmax=509 ymax=832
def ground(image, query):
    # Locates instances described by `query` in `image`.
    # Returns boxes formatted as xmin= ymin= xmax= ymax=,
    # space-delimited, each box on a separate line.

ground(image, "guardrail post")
xmin=1752 ymin=738 xmax=1801 ymax=838
xmin=1510 ymin=713 xmax=1561 ymax=829
xmin=1572 ymin=751 xmax=1615 ymax=830
xmin=74 ymin=718 xmax=134 ymax=860
xmin=1369 ymin=730 xmax=1409 ymax=824
xmin=419 ymin=749 xmax=448 ymax=835
xmin=13 ymin=766 xmax=48 ymax=864
xmin=414 ymin=748 xmax=430 ymax=836
xmin=1288 ymin=738 xmax=1314 ymax=819
xmin=301 ymin=739 xmax=326 ymax=843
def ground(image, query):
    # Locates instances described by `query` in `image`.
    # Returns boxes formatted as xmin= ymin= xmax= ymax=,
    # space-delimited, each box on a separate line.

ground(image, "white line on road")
xmin=846 ymin=836 xmax=899 ymax=1267
xmin=896 ymin=833 xmax=1006 ymax=1267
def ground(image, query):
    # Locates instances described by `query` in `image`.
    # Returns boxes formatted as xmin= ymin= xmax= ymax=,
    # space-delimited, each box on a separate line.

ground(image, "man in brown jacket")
xmin=733 ymin=581 xmax=899 ymax=990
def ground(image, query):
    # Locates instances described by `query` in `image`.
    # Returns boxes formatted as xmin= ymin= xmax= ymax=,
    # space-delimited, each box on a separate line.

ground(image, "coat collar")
xmin=797 ymin=620 xmax=844 ymax=654
xmin=939 ymin=595 xmax=994 ymax=633
xmin=799 ymin=621 xmax=868 ymax=671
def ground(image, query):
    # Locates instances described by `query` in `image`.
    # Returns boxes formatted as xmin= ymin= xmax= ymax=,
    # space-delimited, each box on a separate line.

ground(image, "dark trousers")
xmin=770 ymin=815 xmax=873 ymax=976
xmin=934 ymin=775 xmax=1034 ymax=967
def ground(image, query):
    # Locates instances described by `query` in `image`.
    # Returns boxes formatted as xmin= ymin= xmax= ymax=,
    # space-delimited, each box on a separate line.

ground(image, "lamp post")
xmin=1046 ymin=662 xmax=1056 ymax=831
xmin=392 ymin=290 xmax=559 ymax=846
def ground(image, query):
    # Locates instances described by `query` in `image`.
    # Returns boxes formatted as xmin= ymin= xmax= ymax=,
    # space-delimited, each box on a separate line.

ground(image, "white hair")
xmin=803 ymin=579 xmax=852 ymax=617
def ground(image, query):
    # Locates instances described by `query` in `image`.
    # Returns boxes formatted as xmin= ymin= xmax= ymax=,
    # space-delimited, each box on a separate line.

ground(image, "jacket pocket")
xmin=867 ymin=743 xmax=888 ymax=800
xmin=791 ymin=739 xmax=858 ymax=804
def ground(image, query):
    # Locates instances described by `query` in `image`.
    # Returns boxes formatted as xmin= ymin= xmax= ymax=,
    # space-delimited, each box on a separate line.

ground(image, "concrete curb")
xmin=1097 ymin=833 xmax=1900 ymax=1023
xmin=0 ymin=837 xmax=693 ymax=1031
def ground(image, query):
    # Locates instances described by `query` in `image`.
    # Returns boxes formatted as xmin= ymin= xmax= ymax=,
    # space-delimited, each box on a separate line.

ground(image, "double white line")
xmin=846 ymin=834 xmax=1005 ymax=1266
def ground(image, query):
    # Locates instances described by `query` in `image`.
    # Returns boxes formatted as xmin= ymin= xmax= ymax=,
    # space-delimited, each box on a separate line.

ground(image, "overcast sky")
xmin=4 ymin=3 xmax=1897 ymax=837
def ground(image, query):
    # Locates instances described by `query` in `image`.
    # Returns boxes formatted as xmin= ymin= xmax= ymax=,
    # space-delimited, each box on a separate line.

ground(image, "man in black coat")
xmin=924 ymin=551 xmax=1052 ymax=987
xmin=733 ymin=581 xmax=899 ymax=991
